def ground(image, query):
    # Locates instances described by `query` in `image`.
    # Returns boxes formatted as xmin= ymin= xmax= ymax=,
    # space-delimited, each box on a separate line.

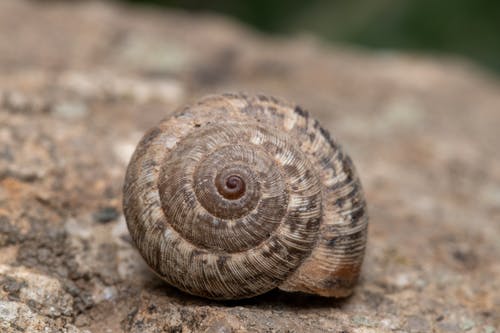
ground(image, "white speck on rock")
xmin=65 ymin=217 xmax=92 ymax=239
xmin=52 ymin=101 xmax=88 ymax=119
xmin=114 ymin=135 xmax=142 ymax=164
xmin=0 ymin=265 xmax=74 ymax=317
xmin=460 ymin=319 xmax=475 ymax=331
xmin=393 ymin=272 xmax=412 ymax=288
xmin=483 ymin=326 xmax=496 ymax=333
xmin=0 ymin=301 xmax=54 ymax=331
xmin=92 ymin=284 xmax=118 ymax=303
xmin=380 ymin=317 xmax=401 ymax=330
xmin=0 ymin=300 xmax=18 ymax=324
xmin=405 ymin=315 xmax=431 ymax=333
xmin=102 ymin=287 xmax=116 ymax=301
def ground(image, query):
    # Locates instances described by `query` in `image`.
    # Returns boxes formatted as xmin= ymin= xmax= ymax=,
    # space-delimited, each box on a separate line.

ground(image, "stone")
xmin=93 ymin=207 xmax=120 ymax=224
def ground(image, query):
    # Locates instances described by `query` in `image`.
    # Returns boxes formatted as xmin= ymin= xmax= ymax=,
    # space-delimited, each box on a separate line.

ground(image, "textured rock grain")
xmin=0 ymin=0 xmax=499 ymax=332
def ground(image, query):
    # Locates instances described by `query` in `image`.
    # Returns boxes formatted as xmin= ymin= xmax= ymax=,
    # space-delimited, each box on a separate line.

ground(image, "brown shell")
xmin=123 ymin=93 xmax=368 ymax=300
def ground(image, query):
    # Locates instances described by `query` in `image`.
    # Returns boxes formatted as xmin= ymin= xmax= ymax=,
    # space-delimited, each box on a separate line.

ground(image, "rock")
xmin=93 ymin=207 xmax=120 ymax=224
xmin=0 ymin=0 xmax=499 ymax=332
xmin=0 ymin=300 xmax=56 ymax=332
xmin=52 ymin=101 xmax=88 ymax=119
xmin=0 ymin=265 xmax=74 ymax=317
xmin=405 ymin=315 xmax=431 ymax=333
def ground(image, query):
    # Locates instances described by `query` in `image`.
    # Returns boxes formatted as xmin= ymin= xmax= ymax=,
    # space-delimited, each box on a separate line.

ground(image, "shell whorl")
xmin=123 ymin=93 xmax=368 ymax=300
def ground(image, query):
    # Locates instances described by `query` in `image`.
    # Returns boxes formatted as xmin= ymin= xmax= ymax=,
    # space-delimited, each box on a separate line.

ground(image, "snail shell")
xmin=123 ymin=93 xmax=368 ymax=300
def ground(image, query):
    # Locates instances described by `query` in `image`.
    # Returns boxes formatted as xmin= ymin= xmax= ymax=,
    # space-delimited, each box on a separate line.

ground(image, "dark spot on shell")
xmin=323 ymin=229 xmax=365 ymax=252
xmin=189 ymin=249 xmax=204 ymax=263
xmin=257 ymin=95 xmax=269 ymax=102
xmin=147 ymin=304 xmax=157 ymax=314
xmin=326 ymin=237 xmax=338 ymax=247
xmin=222 ymin=92 xmax=246 ymax=100
xmin=335 ymin=197 xmax=345 ymax=208
xmin=283 ymin=164 xmax=299 ymax=178
xmin=223 ymin=92 xmax=243 ymax=98
xmin=283 ymin=199 xmax=320 ymax=236
xmin=287 ymin=214 xmax=299 ymax=233
xmin=306 ymin=217 xmax=321 ymax=230
xmin=321 ymin=155 xmax=332 ymax=167
xmin=139 ymin=126 xmax=162 ymax=146
xmin=268 ymin=239 xmax=283 ymax=254
xmin=293 ymin=169 xmax=315 ymax=191
xmin=142 ymin=157 xmax=158 ymax=171
xmin=269 ymin=96 xmax=280 ymax=104
xmin=311 ymin=118 xmax=318 ymax=127
xmin=348 ymin=230 xmax=365 ymax=241
xmin=342 ymin=155 xmax=355 ymax=182
xmin=343 ymin=230 xmax=367 ymax=252
xmin=350 ymin=206 xmax=365 ymax=224
xmin=319 ymin=126 xmax=336 ymax=149
xmin=216 ymin=255 xmax=228 ymax=270
xmin=294 ymin=106 xmax=309 ymax=118
xmin=301 ymin=197 xmax=318 ymax=212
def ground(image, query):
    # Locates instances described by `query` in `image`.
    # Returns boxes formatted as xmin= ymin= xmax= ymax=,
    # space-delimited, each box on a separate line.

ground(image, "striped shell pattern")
xmin=123 ymin=93 xmax=368 ymax=300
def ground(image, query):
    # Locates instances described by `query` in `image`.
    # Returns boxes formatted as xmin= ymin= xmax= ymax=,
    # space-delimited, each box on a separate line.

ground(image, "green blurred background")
xmin=123 ymin=0 xmax=500 ymax=74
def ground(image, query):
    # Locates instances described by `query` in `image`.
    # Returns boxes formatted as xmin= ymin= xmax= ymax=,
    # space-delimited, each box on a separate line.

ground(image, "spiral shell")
xmin=123 ymin=93 xmax=368 ymax=300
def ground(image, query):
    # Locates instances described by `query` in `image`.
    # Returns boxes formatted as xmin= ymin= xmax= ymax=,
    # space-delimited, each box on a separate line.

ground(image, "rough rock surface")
xmin=0 ymin=0 xmax=499 ymax=332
